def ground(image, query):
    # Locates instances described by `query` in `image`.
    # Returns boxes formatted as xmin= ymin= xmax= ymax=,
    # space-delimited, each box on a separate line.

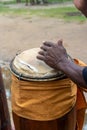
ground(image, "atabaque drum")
xmin=10 ymin=48 xmax=77 ymax=130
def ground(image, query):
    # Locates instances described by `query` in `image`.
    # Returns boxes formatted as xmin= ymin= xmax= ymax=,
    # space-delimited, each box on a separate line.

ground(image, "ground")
xmin=0 ymin=13 xmax=87 ymax=64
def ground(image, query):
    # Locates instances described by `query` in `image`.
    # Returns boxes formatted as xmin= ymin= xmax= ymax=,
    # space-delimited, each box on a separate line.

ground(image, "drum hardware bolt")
xmin=19 ymin=73 xmax=22 ymax=80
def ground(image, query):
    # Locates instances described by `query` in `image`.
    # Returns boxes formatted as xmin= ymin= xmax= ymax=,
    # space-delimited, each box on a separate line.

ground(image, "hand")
xmin=74 ymin=0 xmax=87 ymax=17
xmin=37 ymin=40 xmax=68 ymax=70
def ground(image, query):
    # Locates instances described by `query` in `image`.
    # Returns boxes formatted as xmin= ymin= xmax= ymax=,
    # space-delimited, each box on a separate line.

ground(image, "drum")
xmin=10 ymin=48 xmax=77 ymax=130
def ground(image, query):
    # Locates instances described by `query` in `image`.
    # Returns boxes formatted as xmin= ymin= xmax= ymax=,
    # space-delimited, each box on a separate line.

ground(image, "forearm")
xmin=58 ymin=58 xmax=87 ymax=88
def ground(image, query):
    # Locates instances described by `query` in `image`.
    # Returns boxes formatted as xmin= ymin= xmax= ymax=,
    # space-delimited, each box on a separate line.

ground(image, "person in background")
xmin=37 ymin=0 xmax=87 ymax=88
xmin=30 ymin=0 xmax=48 ymax=5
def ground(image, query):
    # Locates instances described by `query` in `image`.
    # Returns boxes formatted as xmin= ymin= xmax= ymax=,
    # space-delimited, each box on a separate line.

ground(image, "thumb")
xmin=57 ymin=39 xmax=63 ymax=45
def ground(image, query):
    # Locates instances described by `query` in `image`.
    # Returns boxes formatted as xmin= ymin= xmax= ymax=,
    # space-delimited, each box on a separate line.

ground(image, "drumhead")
xmin=10 ymin=48 xmax=66 ymax=81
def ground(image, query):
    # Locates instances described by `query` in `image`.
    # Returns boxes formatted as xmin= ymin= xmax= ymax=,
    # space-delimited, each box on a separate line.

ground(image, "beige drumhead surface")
xmin=10 ymin=48 xmax=65 ymax=81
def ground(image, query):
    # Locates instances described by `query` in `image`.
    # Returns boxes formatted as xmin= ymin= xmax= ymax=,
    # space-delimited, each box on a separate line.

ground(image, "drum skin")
xmin=10 ymin=48 xmax=66 ymax=81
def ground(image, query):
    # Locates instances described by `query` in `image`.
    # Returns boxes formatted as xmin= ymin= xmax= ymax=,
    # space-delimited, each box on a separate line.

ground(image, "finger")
xmin=40 ymin=41 xmax=55 ymax=51
xmin=40 ymin=45 xmax=49 ymax=51
xmin=43 ymin=41 xmax=54 ymax=47
xmin=36 ymin=55 xmax=45 ymax=61
xmin=38 ymin=51 xmax=46 ymax=56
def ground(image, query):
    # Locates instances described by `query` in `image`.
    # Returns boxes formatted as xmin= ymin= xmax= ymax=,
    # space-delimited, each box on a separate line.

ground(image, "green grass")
xmin=21 ymin=7 xmax=87 ymax=22
xmin=0 ymin=3 xmax=86 ymax=22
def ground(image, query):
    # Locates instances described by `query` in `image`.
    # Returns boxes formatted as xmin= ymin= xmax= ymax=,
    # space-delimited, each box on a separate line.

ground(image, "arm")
xmin=57 ymin=57 xmax=87 ymax=87
xmin=74 ymin=0 xmax=87 ymax=17
xmin=37 ymin=40 xmax=87 ymax=88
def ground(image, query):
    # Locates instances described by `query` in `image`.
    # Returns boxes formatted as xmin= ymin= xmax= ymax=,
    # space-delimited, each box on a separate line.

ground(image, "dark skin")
xmin=37 ymin=40 xmax=86 ymax=87
xmin=74 ymin=0 xmax=87 ymax=17
xmin=37 ymin=0 xmax=87 ymax=88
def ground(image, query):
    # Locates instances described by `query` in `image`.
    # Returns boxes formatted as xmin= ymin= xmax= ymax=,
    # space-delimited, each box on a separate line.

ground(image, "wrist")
xmin=56 ymin=57 xmax=69 ymax=71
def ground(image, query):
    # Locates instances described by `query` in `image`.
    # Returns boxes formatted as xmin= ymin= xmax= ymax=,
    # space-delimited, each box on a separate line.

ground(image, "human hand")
xmin=74 ymin=0 xmax=87 ymax=17
xmin=37 ymin=40 xmax=68 ymax=70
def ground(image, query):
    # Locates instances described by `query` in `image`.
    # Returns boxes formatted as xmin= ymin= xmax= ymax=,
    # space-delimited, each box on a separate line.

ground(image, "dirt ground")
xmin=0 ymin=14 xmax=87 ymax=64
